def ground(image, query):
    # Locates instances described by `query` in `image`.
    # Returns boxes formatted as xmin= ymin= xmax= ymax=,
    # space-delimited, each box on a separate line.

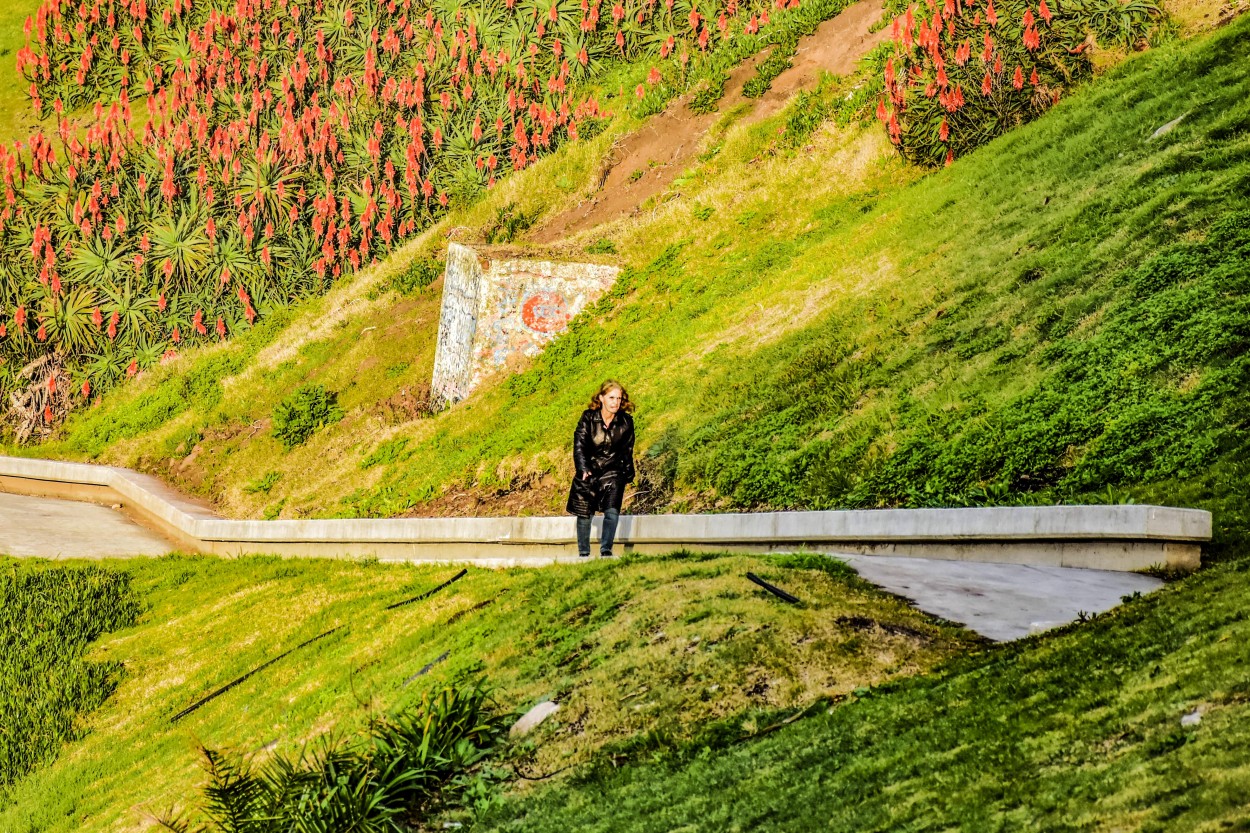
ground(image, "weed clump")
xmin=271 ymin=385 xmax=344 ymax=450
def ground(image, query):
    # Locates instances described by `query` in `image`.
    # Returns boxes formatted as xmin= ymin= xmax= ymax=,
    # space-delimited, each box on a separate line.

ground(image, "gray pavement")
xmin=0 ymin=491 xmax=173 ymax=559
xmin=0 ymin=488 xmax=1166 ymax=640
xmin=834 ymin=553 xmax=1163 ymax=641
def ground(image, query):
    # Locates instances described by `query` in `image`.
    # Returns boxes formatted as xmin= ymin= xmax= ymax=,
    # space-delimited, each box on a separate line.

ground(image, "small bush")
xmin=586 ymin=238 xmax=618 ymax=255
xmin=690 ymin=70 xmax=731 ymax=114
xmin=243 ymin=471 xmax=283 ymax=494
xmin=271 ymin=385 xmax=344 ymax=450
xmin=160 ymin=683 xmax=510 ymax=832
xmin=484 ymin=203 xmax=539 ymax=244
xmin=387 ymin=258 xmax=444 ymax=295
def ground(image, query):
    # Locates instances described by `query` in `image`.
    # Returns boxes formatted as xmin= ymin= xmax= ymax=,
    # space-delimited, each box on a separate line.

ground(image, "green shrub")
xmin=160 ymin=683 xmax=510 ymax=832
xmin=0 ymin=565 xmax=143 ymax=787
xmin=243 ymin=471 xmax=282 ymax=494
xmin=586 ymin=239 xmax=618 ymax=255
xmin=271 ymin=385 xmax=344 ymax=450
xmin=387 ymin=258 xmax=444 ymax=296
xmin=690 ymin=70 xmax=732 ymax=114
xmin=485 ymin=203 xmax=540 ymax=244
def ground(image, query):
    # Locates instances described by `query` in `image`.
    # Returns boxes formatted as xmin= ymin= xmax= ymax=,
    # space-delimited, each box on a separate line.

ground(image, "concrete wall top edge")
xmin=0 ymin=456 xmax=1213 ymax=545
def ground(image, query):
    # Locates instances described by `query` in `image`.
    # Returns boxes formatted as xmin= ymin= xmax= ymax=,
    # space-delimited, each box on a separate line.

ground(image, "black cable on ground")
xmin=170 ymin=626 xmax=343 ymax=723
xmin=403 ymin=650 xmax=450 ymax=686
xmin=746 ymin=572 xmax=800 ymax=604
xmin=385 ymin=569 xmax=468 ymax=610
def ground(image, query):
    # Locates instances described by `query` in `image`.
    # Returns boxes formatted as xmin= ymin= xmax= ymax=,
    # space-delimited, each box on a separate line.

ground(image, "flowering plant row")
xmin=1 ymin=0 xmax=817 ymax=436
xmin=876 ymin=0 xmax=1159 ymax=166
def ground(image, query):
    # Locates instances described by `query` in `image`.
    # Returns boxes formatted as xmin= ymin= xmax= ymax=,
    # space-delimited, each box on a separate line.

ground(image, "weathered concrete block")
xmin=431 ymin=243 xmax=618 ymax=406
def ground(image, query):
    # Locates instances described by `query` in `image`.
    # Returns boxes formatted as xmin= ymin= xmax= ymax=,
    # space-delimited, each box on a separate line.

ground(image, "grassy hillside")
xmin=0 ymin=552 xmax=968 ymax=831
xmin=478 ymin=554 xmax=1250 ymax=832
xmin=18 ymin=12 xmax=1250 ymax=560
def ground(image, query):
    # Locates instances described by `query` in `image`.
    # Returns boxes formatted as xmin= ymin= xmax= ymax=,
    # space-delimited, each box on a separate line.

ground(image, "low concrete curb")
xmin=0 ymin=455 xmax=1209 ymax=570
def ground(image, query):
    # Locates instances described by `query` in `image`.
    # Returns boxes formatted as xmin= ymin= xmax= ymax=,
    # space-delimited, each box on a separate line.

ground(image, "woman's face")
xmin=601 ymin=387 xmax=623 ymax=414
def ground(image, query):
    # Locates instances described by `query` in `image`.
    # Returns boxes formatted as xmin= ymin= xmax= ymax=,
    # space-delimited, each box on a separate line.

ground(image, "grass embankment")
xmin=0 ymin=553 xmax=968 ymax=831
xmin=19 ymin=15 xmax=1250 ymax=552
xmin=480 ymin=556 xmax=1250 ymax=832
xmin=0 ymin=565 xmax=141 ymax=789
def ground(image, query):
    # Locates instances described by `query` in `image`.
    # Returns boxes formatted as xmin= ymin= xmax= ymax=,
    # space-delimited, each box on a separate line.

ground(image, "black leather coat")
xmin=565 ymin=409 xmax=635 ymax=516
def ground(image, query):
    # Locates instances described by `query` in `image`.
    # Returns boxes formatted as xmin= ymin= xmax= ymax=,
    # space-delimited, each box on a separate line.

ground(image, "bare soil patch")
xmin=530 ymin=0 xmax=889 ymax=242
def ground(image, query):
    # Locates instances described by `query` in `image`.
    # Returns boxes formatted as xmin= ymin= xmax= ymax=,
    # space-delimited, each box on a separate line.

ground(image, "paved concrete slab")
xmin=0 ymin=491 xmax=174 ymax=559
xmin=834 ymin=553 xmax=1163 ymax=642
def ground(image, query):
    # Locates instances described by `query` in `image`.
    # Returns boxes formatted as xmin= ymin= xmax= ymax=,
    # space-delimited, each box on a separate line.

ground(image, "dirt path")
xmin=531 ymin=0 xmax=890 ymax=243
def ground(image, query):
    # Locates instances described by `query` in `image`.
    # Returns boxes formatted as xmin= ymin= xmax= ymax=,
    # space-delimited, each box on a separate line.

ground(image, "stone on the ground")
xmin=511 ymin=700 xmax=560 ymax=737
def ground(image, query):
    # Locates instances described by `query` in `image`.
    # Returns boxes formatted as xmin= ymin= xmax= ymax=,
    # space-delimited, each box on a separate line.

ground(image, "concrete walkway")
xmin=0 ymin=491 xmax=173 ymax=559
xmin=0 ymin=488 xmax=1167 ymax=641
xmin=835 ymin=553 xmax=1163 ymax=641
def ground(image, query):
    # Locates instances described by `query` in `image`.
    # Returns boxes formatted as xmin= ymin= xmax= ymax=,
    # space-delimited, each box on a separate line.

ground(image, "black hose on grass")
xmin=385 ymin=569 xmax=468 ymax=610
xmin=403 ymin=650 xmax=450 ymax=686
xmin=746 ymin=572 xmax=800 ymax=604
xmin=170 ymin=626 xmax=343 ymax=723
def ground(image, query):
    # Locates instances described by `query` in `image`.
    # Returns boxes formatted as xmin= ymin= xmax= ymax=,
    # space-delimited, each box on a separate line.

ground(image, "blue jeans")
xmin=576 ymin=508 xmax=620 ymax=556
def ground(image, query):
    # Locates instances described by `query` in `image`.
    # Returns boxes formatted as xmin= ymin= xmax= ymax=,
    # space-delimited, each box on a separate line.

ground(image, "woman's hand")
xmin=582 ymin=471 xmax=590 ymax=481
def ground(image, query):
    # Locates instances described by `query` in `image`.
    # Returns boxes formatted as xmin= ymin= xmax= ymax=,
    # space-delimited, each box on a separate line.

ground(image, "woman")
xmin=566 ymin=380 xmax=636 ymax=558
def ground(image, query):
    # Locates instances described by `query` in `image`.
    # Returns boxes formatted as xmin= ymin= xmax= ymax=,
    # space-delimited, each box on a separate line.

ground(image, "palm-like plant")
xmin=149 ymin=211 xmax=211 ymax=291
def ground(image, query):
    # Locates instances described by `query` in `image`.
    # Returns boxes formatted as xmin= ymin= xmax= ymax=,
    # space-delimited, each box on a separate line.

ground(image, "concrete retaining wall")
xmin=430 ymin=243 xmax=618 ymax=406
xmin=0 ymin=455 xmax=1209 ymax=570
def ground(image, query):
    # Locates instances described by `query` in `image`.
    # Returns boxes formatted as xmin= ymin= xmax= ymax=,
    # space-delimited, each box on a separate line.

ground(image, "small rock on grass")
xmin=511 ymin=700 xmax=561 ymax=737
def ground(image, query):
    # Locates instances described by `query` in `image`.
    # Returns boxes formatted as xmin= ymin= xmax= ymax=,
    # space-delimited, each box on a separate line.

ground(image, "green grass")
xmin=477 ymin=553 xmax=1250 ymax=832
xmin=0 ymin=565 xmax=142 ymax=789
xmin=0 ymin=552 xmax=967 ymax=831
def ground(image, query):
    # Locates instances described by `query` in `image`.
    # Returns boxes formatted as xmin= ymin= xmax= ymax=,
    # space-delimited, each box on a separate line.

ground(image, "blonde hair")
xmin=588 ymin=380 xmax=634 ymax=413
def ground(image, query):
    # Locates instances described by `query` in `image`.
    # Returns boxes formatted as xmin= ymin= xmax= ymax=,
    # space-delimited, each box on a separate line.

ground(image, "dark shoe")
xmin=578 ymin=552 xmax=590 ymax=558
xmin=599 ymin=550 xmax=615 ymax=558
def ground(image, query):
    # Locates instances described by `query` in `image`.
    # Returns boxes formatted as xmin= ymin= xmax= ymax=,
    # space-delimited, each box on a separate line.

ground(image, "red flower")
xmin=82 ymin=379 xmax=91 ymax=397
xmin=982 ymin=71 xmax=993 ymax=95
xmin=108 ymin=310 xmax=119 ymax=340
xmin=1013 ymin=65 xmax=1024 ymax=89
